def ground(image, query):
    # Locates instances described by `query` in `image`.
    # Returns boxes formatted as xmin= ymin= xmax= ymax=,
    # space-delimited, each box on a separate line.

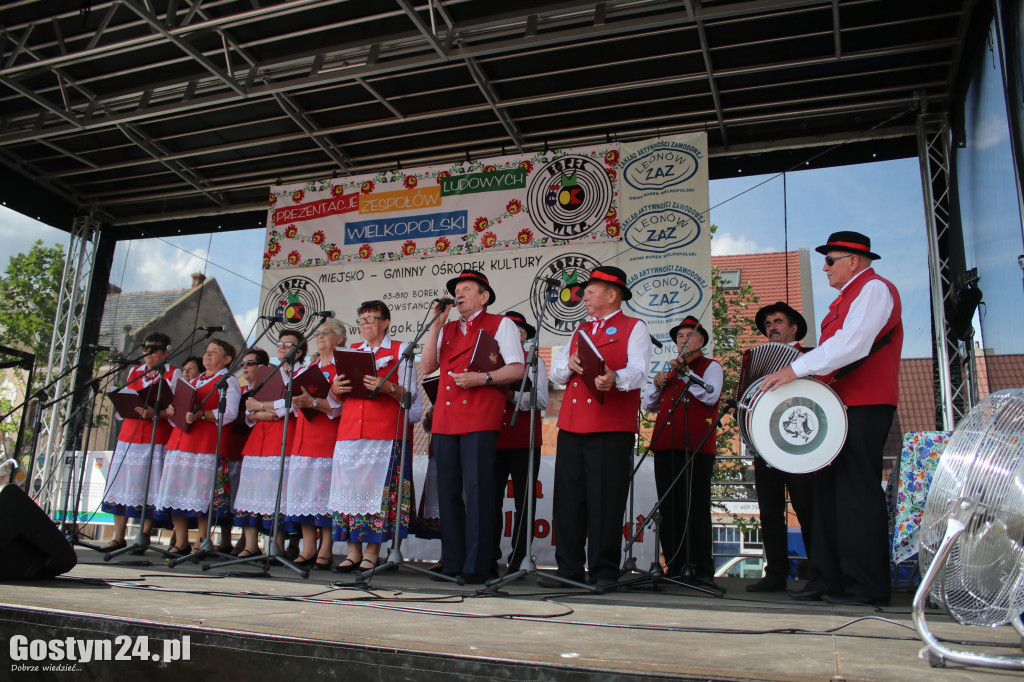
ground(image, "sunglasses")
xmin=240 ymin=360 xmax=260 ymax=366
xmin=824 ymin=254 xmax=854 ymax=267
xmin=277 ymin=341 xmax=296 ymax=348
xmin=142 ymin=344 xmax=167 ymax=351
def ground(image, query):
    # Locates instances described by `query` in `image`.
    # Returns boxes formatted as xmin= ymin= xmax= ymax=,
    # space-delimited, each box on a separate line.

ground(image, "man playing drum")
xmin=745 ymin=302 xmax=815 ymax=593
xmin=760 ymin=231 xmax=902 ymax=606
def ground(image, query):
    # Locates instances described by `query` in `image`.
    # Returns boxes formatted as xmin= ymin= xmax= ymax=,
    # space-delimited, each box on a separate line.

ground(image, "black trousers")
xmin=493 ymin=446 xmax=541 ymax=570
xmin=807 ymin=404 xmax=895 ymax=600
xmin=434 ymin=431 xmax=499 ymax=577
xmin=553 ymin=430 xmax=633 ymax=581
xmin=653 ymin=448 xmax=715 ymax=578
xmin=753 ymin=455 xmax=815 ymax=579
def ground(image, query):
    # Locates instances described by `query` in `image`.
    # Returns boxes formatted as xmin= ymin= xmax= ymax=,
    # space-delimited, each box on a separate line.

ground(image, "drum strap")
xmin=834 ymin=326 xmax=896 ymax=380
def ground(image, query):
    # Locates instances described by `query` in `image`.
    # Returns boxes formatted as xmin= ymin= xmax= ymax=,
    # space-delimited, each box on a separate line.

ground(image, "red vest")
xmin=816 ymin=269 xmax=903 ymax=407
xmin=242 ymin=418 xmax=296 ymax=457
xmin=288 ymin=359 xmax=339 ymax=457
xmin=336 ymin=341 xmax=406 ymax=441
xmin=116 ymin=364 xmax=177 ymax=444
xmin=432 ymin=311 xmax=509 ymax=435
xmin=649 ymin=356 xmax=719 ymax=454
xmin=557 ymin=311 xmax=643 ymax=434
xmin=172 ymin=372 xmax=235 ymax=454
xmin=497 ymin=346 xmax=544 ymax=449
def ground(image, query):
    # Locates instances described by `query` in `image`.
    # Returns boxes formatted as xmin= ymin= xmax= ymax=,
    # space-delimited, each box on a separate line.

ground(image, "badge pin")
xmin=606 ymin=327 xmax=617 ymax=335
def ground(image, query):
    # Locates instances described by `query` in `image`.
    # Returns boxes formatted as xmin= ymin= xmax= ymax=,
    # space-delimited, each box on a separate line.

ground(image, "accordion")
xmin=733 ymin=341 xmax=802 ymax=405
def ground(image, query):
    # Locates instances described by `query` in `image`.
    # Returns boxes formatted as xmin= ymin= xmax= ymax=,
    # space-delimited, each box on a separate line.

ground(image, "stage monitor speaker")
xmin=0 ymin=484 xmax=77 ymax=579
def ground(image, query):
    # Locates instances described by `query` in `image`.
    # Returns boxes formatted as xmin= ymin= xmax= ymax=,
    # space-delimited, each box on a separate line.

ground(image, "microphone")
xmin=197 ymin=325 xmax=225 ymax=332
xmin=649 ymin=334 xmax=663 ymax=349
xmin=433 ymin=298 xmax=455 ymax=307
xmin=679 ymin=369 xmax=714 ymax=394
xmin=537 ymin=276 xmax=563 ymax=289
xmin=310 ymin=310 xmax=335 ymax=317
xmin=259 ymin=315 xmax=284 ymax=322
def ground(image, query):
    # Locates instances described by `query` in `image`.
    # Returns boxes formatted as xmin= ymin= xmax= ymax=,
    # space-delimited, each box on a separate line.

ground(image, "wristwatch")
xmin=388 ymin=382 xmax=396 ymax=393
xmin=312 ymin=398 xmax=319 ymax=408
xmin=485 ymin=372 xmax=493 ymax=385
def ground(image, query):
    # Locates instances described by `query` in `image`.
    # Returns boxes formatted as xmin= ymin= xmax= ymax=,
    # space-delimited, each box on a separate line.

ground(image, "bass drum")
xmin=738 ymin=377 xmax=848 ymax=474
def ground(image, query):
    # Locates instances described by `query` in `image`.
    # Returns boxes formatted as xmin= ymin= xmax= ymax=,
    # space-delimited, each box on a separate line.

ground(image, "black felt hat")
xmin=668 ymin=315 xmax=708 ymax=348
xmin=755 ymin=302 xmax=808 ymax=341
xmin=446 ymin=269 xmax=497 ymax=305
xmin=503 ymin=310 xmax=536 ymax=339
xmin=814 ymin=230 xmax=880 ymax=260
xmin=576 ymin=265 xmax=632 ymax=301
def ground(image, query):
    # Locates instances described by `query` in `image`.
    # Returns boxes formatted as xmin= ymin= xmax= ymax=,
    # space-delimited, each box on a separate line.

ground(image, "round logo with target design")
xmin=529 ymin=252 xmax=604 ymax=338
xmin=526 ymin=155 xmax=614 ymax=240
xmin=259 ymin=275 xmax=326 ymax=334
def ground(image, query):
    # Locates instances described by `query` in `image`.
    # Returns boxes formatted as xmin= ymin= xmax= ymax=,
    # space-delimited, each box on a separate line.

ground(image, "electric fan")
xmin=914 ymin=388 xmax=1024 ymax=669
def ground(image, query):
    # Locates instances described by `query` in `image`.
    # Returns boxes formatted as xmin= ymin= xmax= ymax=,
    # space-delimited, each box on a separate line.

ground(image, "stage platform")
xmin=1 ymin=545 xmax=1021 ymax=681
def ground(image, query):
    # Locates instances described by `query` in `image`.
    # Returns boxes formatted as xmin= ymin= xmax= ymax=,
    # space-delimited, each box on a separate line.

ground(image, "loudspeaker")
xmin=0 ymin=484 xmax=77 ymax=579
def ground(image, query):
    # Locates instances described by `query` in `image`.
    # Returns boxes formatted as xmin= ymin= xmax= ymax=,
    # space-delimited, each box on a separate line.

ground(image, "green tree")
xmin=0 ymin=240 xmax=67 ymax=362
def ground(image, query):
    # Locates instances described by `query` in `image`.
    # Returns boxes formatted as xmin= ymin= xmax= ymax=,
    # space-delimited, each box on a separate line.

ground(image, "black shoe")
xmin=746 ymin=576 xmax=787 ymax=593
xmin=333 ymin=558 xmax=358 ymax=573
xmin=822 ymin=593 xmax=890 ymax=606
xmin=462 ymin=573 xmax=488 ymax=584
xmin=427 ymin=561 xmax=445 ymax=573
xmin=788 ymin=586 xmax=823 ymax=601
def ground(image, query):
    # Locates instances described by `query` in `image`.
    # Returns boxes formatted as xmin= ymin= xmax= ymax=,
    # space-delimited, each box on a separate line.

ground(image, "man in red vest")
xmin=643 ymin=316 xmax=723 ymax=591
xmin=761 ymin=231 xmax=902 ymax=606
xmin=541 ymin=266 xmax=651 ymax=588
xmin=420 ymin=270 xmax=525 ymax=583
xmin=746 ymin=302 xmax=815 ymax=593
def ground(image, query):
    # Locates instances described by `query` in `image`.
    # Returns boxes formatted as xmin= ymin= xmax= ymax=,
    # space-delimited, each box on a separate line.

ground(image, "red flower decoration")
xmin=262 ymin=254 xmax=271 ymax=268
xmin=606 ymin=168 xmax=617 ymax=182
xmin=284 ymin=224 xmax=298 ymax=239
xmin=517 ymin=228 xmax=533 ymax=245
xmin=482 ymin=231 xmax=497 ymax=248
xmin=605 ymin=220 xmax=621 ymax=237
xmin=267 ymin=241 xmax=282 ymax=255
xmin=331 ymin=185 xmax=345 ymax=197
xmin=435 ymin=237 xmax=450 ymax=252
xmin=483 ymin=165 xmax=497 ymax=173
xmin=518 ymin=160 xmax=534 ymax=173
xmin=404 ymin=175 xmax=418 ymax=189
xmin=327 ymin=246 xmax=341 ymax=262
xmin=506 ymin=199 xmax=523 ymax=215
xmin=361 ymin=180 xmax=375 ymax=194
xmin=606 ymin=206 xmax=617 ymax=219
xmin=311 ymin=230 xmax=326 ymax=245
xmin=291 ymin=189 xmax=305 ymax=203
xmin=473 ymin=216 xmax=489 ymax=232
xmin=358 ymin=244 xmax=373 ymax=260
xmin=287 ymin=250 xmax=301 ymax=264
xmin=269 ymin=193 xmax=278 ymax=206
xmin=604 ymin=150 xmax=620 ymax=166
xmin=402 ymin=240 xmax=417 ymax=255
xmin=435 ymin=170 xmax=451 ymax=183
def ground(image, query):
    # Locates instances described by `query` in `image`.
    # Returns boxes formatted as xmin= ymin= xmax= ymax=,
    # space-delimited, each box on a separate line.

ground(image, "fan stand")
xmin=913 ymin=496 xmax=1024 ymax=670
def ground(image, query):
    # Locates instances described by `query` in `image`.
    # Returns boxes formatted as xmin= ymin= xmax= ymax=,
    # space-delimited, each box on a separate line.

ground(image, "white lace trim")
xmin=234 ymin=456 xmax=289 ymax=514
xmin=102 ymin=442 xmax=166 ymax=506
xmin=328 ymin=439 xmax=393 ymax=515
xmin=154 ymin=450 xmax=218 ymax=512
xmin=283 ymin=455 xmax=333 ymax=516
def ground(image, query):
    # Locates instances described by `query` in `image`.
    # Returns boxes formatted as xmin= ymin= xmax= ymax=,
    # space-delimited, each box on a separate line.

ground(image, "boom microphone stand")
xmin=487 ymin=279 xmax=601 ymax=593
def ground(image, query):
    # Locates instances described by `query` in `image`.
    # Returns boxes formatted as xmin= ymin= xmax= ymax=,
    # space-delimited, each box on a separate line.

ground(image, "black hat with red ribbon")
xmin=503 ymin=310 xmax=536 ymax=339
xmin=446 ymin=269 xmax=497 ymax=305
xmin=576 ymin=265 xmax=632 ymax=301
xmin=814 ymin=230 xmax=881 ymax=260
xmin=668 ymin=315 xmax=709 ymax=348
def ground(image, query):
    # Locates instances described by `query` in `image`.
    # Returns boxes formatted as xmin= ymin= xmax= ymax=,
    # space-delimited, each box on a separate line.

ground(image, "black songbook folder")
xmin=422 ymin=376 xmax=439 ymax=404
xmin=292 ymin=364 xmax=331 ymax=420
xmin=577 ymin=332 xmax=606 ymax=405
xmin=252 ymin=365 xmax=286 ymax=403
xmin=107 ymin=377 xmax=173 ymax=419
xmin=333 ymin=347 xmax=378 ymax=400
xmin=468 ymin=330 xmax=505 ymax=373
xmin=168 ymin=378 xmax=197 ymax=433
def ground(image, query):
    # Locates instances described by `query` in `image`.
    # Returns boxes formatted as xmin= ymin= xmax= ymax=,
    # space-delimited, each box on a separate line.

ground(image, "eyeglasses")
xmin=142 ymin=344 xmax=167 ymax=351
xmin=824 ymin=254 xmax=854 ymax=267
xmin=356 ymin=316 xmax=384 ymax=325
xmin=240 ymin=360 xmax=260 ymax=366
xmin=313 ymin=329 xmax=336 ymax=337
xmin=277 ymin=341 xmax=296 ymax=348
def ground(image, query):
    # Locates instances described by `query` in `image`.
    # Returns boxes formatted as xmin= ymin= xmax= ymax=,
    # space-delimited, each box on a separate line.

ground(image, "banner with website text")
xmin=259 ymin=134 xmax=710 ymax=369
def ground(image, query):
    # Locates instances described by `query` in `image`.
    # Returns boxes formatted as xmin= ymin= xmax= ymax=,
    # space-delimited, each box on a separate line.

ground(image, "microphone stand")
xmin=57 ymin=374 xmax=110 ymax=552
xmin=202 ymin=316 xmax=320 ymax=577
xmin=355 ymin=303 xmax=459 ymax=584
xmin=488 ymin=280 xmax=601 ymax=593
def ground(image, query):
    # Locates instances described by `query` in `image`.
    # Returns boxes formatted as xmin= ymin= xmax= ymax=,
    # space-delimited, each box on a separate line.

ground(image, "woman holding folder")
xmin=283 ymin=318 xmax=345 ymax=569
xmin=328 ymin=300 xmax=421 ymax=572
xmin=156 ymin=338 xmax=240 ymax=554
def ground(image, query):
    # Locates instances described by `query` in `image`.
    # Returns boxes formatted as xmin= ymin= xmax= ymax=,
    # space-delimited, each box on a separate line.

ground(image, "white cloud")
xmin=234 ymin=306 xmax=259 ymax=344
xmin=710 ymin=231 xmax=770 ymax=256
xmin=115 ymin=239 xmax=209 ymax=292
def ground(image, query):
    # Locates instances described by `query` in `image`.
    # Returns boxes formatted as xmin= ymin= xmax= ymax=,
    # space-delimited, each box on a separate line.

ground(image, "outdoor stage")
xmin=1 ymin=546 xmax=1020 ymax=681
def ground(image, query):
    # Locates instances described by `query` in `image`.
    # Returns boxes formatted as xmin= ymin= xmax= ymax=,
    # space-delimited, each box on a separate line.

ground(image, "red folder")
xmin=333 ymin=347 xmax=378 ymax=400
xmin=292 ymin=364 xmax=331 ymax=420
xmin=576 ymin=331 xmax=606 ymax=405
xmin=107 ymin=389 xmax=146 ymax=420
xmin=168 ymin=378 xmax=197 ymax=433
xmin=251 ymin=365 xmax=286 ymax=403
xmin=468 ymin=330 xmax=505 ymax=373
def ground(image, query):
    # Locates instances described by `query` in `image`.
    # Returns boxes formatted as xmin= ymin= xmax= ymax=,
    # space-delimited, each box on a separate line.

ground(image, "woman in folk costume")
xmin=283 ymin=318 xmax=345 ymax=569
xmin=101 ymin=332 xmax=180 ymax=552
xmin=234 ymin=330 xmax=307 ymax=557
xmin=329 ymin=300 xmax=421 ymax=573
xmin=157 ymin=338 xmax=240 ymax=554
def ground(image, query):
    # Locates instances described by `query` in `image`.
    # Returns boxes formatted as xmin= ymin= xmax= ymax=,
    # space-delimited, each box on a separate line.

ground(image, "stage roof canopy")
xmin=0 ymin=0 xmax=976 ymax=236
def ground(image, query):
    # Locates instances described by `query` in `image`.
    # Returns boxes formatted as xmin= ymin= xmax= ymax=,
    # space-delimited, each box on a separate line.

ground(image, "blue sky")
xmin=1 ymin=156 xmax=932 ymax=357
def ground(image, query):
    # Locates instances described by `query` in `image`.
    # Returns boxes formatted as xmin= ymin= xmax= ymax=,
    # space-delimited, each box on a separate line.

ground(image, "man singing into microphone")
xmin=420 ymin=270 xmax=525 ymax=583
xmin=642 ymin=316 xmax=723 ymax=590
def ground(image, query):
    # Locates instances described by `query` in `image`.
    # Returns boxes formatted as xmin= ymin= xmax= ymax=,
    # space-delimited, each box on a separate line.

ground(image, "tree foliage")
xmin=0 ymin=240 xmax=67 ymax=362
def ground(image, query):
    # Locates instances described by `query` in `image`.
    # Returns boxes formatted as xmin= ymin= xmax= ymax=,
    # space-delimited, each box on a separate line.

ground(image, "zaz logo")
xmin=627 ymin=268 xmax=704 ymax=320
xmin=623 ymin=148 xmax=700 ymax=191
xmin=623 ymin=205 xmax=702 ymax=254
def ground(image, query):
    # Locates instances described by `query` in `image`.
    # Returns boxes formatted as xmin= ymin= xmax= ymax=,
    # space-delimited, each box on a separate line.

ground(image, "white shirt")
xmin=643 ymin=359 xmax=723 ymax=411
xmin=435 ymin=309 xmax=524 ymax=368
xmin=327 ymin=335 xmax=423 ymax=424
xmin=511 ymin=351 xmax=550 ymax=411
xmin=550 ymin=309 xmax=652 ymax=392
xmin=790 ymin=269 xmax=894 ymax=378
xmin=192 ymin=368 xmax=241 ymax=424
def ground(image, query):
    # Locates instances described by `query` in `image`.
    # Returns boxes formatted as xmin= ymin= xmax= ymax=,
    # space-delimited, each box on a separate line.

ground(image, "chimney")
xmin=191 ymin=272 xmax=206 ymax=289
